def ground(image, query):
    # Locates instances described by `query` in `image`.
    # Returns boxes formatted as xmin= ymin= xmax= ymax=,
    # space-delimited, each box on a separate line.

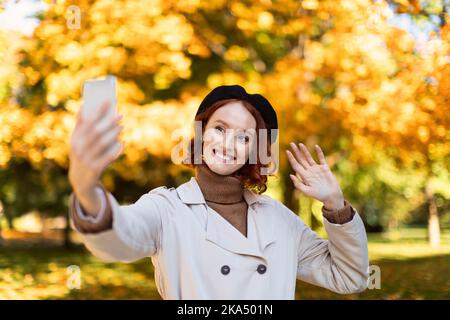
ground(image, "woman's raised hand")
xmin=286 ymin=142 xmax=345 ymax=211
xmin=68 ymin=101 xmax=124 ymax=195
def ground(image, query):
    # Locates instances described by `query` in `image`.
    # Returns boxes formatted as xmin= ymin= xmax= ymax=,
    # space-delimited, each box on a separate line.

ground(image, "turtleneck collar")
xmin=194 ymin=163 xmax=244 ymax=204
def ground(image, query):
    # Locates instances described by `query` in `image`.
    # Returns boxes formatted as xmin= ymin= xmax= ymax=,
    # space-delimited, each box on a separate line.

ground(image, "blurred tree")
xmin=0 ymin=0 xmax=447 ymax=246
xmin=261 ymin=0 xmax=449 ymax=243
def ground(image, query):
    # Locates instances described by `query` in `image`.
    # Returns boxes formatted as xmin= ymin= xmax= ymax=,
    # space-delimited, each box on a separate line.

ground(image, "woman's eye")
xmin=237 ymin=134 xmax=250 ymax=143
xmin=214 ymin=126 xmax=225 ymax=133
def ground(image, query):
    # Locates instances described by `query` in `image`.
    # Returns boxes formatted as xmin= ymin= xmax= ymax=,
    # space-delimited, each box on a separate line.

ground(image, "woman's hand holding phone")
xmin=68 ymin=100 xmax=123 ymax=216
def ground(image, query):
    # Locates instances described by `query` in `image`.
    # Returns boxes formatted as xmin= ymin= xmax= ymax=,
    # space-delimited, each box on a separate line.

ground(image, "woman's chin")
xmin=205 ymin=161 xmax=241 ymax=176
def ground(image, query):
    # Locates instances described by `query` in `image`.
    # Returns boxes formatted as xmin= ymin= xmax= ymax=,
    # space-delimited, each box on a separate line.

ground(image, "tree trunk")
xmin=0 ymin=202 xmax=3 ymax=242
xmin=0 ymin=206 xmax=13 ymax=245
xmin=63 ymin=213 xmax=72 ymax=248
xmin=4 ymin=208 xmax=14 ymax=230
xmin=281 ymin=168 xmax=299 ymax=215
xmin=299 ymin=194 xmax=312 ymax=228
xmin=425 ymin=183 xmax=440 ymax=248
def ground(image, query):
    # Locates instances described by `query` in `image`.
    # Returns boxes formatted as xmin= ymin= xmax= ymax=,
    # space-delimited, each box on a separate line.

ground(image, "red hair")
xmin=184 ymin=98 xmax=274 ymax=194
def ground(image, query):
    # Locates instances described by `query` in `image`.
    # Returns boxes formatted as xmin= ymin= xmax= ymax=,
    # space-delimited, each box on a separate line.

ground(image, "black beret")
xmin=195 ymin=85 xmax=278 ymax=143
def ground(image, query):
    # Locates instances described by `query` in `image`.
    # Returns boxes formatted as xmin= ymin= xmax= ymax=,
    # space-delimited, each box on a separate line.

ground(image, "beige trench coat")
xmin=70 ymin=177 xmax=369 ymax=299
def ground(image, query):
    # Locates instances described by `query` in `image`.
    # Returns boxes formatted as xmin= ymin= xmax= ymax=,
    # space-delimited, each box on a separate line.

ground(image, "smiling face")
xmin=202 ymin=101 xmax=257 ymax=175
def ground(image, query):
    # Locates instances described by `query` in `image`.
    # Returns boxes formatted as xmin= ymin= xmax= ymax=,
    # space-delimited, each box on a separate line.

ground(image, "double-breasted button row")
xmin=220 ymin=264 xmax=267 ymax=275
xmin=221 ymin=265 xmax=230 ymax=275
xmin=257 ymin=264 xmax=267 ymax=274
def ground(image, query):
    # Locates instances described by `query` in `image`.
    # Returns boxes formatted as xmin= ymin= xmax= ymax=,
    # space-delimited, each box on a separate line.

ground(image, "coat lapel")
xmin=176 ymin=177 xmax=276 ymax=260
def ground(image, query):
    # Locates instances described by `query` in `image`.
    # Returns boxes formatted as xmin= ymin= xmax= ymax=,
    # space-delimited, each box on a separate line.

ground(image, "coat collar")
xmin=175 ymin=177 xmax=276 ymax=260
xmin=176 ymin=177 xmax=268 ymax=207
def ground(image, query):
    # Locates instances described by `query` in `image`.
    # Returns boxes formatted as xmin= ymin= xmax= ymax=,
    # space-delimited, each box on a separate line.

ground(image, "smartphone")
xmin=81 ymin=75 xmax=117 ymax=120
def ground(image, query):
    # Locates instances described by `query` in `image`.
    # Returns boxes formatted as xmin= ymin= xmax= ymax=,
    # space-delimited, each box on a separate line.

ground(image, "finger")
xmin=83 ymin=113 xmax=123 ymax=149
xmin=86 ymin=112 xmax=122 ymax=140
xmin=92 ymin=125 xmax=123 ymax=159
xmin=97 ymin=141 xmax=124 ymax=170
xmin=286 ymin=150 xmax=308 ymax=181
xmin=84 ymin=100 xmax=112 ymax=132
xmin=95 ymin=100 xmax=112 ymax=121
xmin=286 ymin=150 xmax=302 ymax=172
xmin=73 ymin=110 xmax=84 ymax=132
xmin=290 ymin=174 xmax=313 ymax=196
xmin=76 ymin=110 xmax=83 ymax=124
xmin=70 ymin=115 xmax=89 ymax=154
xmin=314 ymin=144 xmax=328 ymax=166
xmin=289 ymin=142 xmax=309 ymax=169
xmin=90 ymin=125 xmax=123 ymax=159
xmin=298 ymin=143 xmax=316 ymax=166
xmin=293 ymin=171 xmax=308 ymax=186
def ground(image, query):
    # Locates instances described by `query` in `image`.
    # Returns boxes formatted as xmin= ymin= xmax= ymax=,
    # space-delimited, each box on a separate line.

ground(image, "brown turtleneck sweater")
xmin=69 ymin=166 xmax=355 ymax=234
xmin=194 ymin=164 xmax=355 ymax=236
xmin=195 ymin=163 xmax=249 ymax=237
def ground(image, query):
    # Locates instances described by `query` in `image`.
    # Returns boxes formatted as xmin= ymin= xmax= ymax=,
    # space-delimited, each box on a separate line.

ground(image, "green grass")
xmin=0 ymin=245 xmax=161 ymax=299
xmin=0 ymin=227 xmax=449 ymax=299
xmin=296 ymin=228 xmax=450 ymax=299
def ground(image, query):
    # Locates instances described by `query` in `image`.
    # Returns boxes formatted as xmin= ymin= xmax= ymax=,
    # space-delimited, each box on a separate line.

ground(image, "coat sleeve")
xmin=69 ymin=186 xmax=113 ymax=233
xmin=295 ymin=204 xmax=369 ymax=294
xmin=69 ymin=186 xmax=172 ymax=263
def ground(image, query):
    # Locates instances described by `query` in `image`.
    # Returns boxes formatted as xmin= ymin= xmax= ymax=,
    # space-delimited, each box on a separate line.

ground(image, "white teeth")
xmin=215 ymin=151 xmax=234 ymax=161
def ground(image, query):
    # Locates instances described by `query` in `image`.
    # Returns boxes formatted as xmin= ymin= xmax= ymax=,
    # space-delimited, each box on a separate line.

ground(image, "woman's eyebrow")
xmin=214 ymin=119 xmax=229 ymax=127
xmin=214 ymin=119 xmax=251 ymax=132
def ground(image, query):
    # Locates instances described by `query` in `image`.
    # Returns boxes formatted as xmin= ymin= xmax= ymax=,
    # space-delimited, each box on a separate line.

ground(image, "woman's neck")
xmin=194 ymin=163 xmax=244 ymax=204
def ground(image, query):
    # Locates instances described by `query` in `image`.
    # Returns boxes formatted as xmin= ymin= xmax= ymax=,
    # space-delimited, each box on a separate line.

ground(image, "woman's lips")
xmin=213 ymin=149 xmax=236 ymax=163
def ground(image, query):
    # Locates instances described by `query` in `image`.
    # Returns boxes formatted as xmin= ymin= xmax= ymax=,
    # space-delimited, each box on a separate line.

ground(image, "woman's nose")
xmin=223 ymin=131 xmax=236 ymax=155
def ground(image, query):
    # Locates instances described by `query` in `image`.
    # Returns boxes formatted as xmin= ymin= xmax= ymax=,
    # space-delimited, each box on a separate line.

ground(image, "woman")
xmin=68 ymin=84 xmax=369 ymax=299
